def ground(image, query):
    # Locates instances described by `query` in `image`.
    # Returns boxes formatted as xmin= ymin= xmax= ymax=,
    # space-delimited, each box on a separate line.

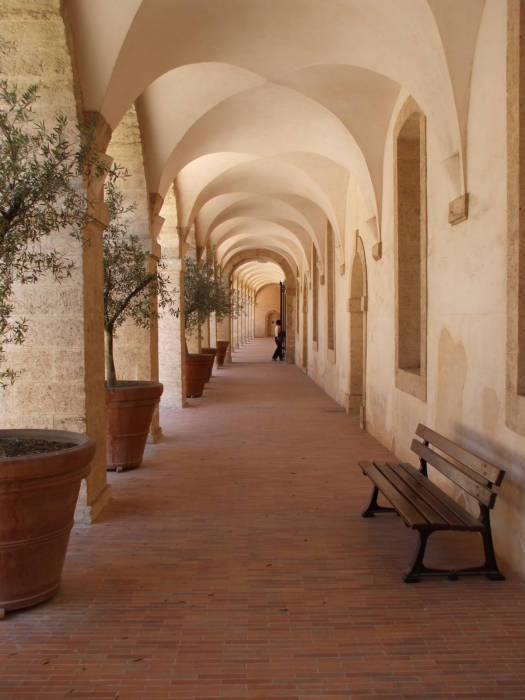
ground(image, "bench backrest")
xmin=410 ymin=424 xmax=505 ymax=510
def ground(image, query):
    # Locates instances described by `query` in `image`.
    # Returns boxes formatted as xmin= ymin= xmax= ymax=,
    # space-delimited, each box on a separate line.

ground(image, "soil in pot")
xmin=106 ymin=380 xmax=163 ymax=472
xmin=0 ymin=438 xmax=75 ymax=458
xmin=0 ymin=429 xmax=95 ymax=617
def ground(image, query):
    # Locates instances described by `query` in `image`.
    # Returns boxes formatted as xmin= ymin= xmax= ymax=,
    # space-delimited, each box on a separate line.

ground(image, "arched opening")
xmin=222 ymin=250 xmax=296 ymax=363
xmin=312 ymin=244 xmax=319 ymax=347
xmin=255 ymin=284 xmax=281 ymax=337
xmin=507 ymin=0 xmax=525 ymax=434
xmin=326 ymin=221 xmax=335 ymax=354
xmin=394 ymin=102 xmax=427 ymax=401
xmin=302 ymin=274 xmax=308 ymax=369
xmin=348 ymin=235 xmax=367 ymax=428
xmin=265 ymin=310 xmax=280 ymax=337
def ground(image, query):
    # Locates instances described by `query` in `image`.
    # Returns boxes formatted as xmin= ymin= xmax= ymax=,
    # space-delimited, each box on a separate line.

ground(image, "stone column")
xmin=245 ymin=287 xmax=251 ymax=343
xmin=202 ymin=318 xmax=210 ymax=348
xmin=240 ymin=285 xmax=246 ymax=345
xmin=183 ymin=242 xmax=200 ymax=354
xmin=159 ymin=224 xmax=187 ymax=407
xmin=233 ymin=280 xmax=239 ymax=349
xmin=209 ymin=313 xmax=217 ymax=348
xmin=250 ymin=291 xmax=255 ymax=339
xmin=216 ymin=268 xmax=232 ymax=363
xmin=241 ymin=285 xmax=246 ymax=345
xmin=243 ymin=287 xmax=248 ymax=344
xmin=145 ymin=196 xmax=165 ymax=439
xmin=76 ymin=113 xmax=113 ymax=523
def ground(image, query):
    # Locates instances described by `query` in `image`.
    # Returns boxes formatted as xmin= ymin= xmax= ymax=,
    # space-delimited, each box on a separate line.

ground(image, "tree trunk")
xmin=104 ymin=326 xmax=117 ymax=387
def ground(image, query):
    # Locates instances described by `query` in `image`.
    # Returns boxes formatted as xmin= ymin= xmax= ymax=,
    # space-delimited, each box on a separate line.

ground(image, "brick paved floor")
xmin=231 ymin=337 xmax=276 ymax=363
xmin=1 ymin=339 xmax=524 ymax=699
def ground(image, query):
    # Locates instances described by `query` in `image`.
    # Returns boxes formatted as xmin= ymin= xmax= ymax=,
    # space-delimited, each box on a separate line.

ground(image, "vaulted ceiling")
xmin=66 ymin=0 xmax=485 ymax=288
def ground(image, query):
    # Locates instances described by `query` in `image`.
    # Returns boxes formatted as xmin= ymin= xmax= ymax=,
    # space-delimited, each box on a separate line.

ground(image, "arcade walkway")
xmin=2 ymin=340 xmax=525 ymax=698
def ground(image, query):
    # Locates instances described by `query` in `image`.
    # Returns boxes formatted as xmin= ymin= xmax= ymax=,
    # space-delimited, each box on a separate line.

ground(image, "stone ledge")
xmin=395 ymin=367 xmax=427 ymax=402
xmin=448 ymin=193 xmax=469 ymax=225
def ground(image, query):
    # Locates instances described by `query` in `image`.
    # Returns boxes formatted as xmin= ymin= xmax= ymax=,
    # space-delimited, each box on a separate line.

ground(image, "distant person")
xmin=272 ymin=320 xmax=284 ymax=361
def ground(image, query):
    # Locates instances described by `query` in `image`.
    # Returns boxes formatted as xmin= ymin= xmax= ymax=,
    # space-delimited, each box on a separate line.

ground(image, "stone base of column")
xmin=75 ymin=482 xmax=112 ymax=525
xmin=148 ymin=424 xmax=164 ymax=444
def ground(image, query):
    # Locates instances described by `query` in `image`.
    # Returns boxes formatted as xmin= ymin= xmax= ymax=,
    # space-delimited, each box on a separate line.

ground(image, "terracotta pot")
xmin=201 ymin=347 xmax=217 ymax=381
xmin=106 ymin=381 xmax=163 ymax=472
xmin=185 ymin=354 xmax=210 ymax=397
xmin=216 ymin=340 xmax=229 ymax=367
xmin=0 ymin=429 xmax=95 ymax=617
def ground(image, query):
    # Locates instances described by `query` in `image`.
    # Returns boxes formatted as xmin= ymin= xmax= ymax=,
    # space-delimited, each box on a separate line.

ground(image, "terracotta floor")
xmin=231 ymin=337 xmax=277 ymax=363
xmin=2 ymin=340 xmax=525 ymax=699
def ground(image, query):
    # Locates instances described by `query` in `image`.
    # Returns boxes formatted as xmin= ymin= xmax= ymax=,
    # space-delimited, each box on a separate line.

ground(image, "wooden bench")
xmin=359 ymin=424 xmax=506 ymax=583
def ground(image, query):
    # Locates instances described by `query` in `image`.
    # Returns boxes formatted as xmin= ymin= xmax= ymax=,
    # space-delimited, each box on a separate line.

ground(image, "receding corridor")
xmin=2 ymin=342 xmax=525 ymax=699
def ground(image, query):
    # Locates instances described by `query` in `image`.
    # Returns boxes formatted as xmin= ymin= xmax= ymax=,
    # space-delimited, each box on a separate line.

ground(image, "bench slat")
xmin=395 ymin=463 xmax=482 ymax=531
xmin=415 ymin=424 xmax=504 ymax=486
xmin=360 ymin=461 xmax=429 ymax=529
xmin=411 ymin=440 xmax=496 ymax=508
xmin=380 ymin=463 xmax=449 ymax=528
xmin=413 ymin=438 xmax=491 ymax=488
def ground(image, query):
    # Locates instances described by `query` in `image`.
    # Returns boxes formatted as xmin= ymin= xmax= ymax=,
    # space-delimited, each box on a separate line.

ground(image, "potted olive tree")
xmin=184 ymin=256 xmax=239 ymax=397
xmin=103 ymin=180 xmax=177 ymax=471
xmin=0 ymin=73 xmax=99 ymax=615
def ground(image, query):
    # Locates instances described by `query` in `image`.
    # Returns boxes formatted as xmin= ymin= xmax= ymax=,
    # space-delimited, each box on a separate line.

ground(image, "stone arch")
xmin=222 ymin=249 xmax=296 ymax=363
xmin=347 ymin=234 xmax=368 ymax=429
xmin=66 ymin=0 xmax=472 ymax=210
xmin=180 ymin=154 xmax=338 ymax=266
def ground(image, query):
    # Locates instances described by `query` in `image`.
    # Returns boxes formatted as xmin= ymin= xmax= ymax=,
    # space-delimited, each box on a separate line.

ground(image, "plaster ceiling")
xmin=65 ymin=0 xmax=485 ymax=291
xmin=233 ymin=261 xmax=285 ymax=293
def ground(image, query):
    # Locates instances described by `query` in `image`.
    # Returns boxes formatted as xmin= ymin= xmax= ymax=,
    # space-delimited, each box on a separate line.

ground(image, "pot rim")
xmin=105 ymin=380 xmax=164 ymax=404
xmin=0 ymin=429 xmax=95 ymax=478
xmin=186 ymin=353 xmax=213 ymax=362
xmin=105 ymin=380 xmax=163 ymax=389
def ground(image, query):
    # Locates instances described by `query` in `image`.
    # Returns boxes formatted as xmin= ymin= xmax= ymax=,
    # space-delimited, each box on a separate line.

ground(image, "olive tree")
xmin=103 ymin=180 xmax=178 ymax=387
xmin=0 ymin=75 xmax=103 ymax=389
xmin=184 ymin=255 xmax=242 ymax=349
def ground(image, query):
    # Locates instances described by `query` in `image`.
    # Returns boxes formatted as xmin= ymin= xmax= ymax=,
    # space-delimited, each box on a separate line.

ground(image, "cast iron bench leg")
xmin=403 ymin=530 xmax=431 ymax=583
xmin=362 ymin=485 xmax=395 ymax=518
xmin=481 ymin=511 xmax=505 ymax=580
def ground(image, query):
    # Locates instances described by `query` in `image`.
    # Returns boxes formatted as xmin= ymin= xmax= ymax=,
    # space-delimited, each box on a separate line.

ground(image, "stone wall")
xmin=0 ymin=0 xmax=111 ymax=522
xmin=301 ymin=0 xmax=525 ymax=576
xmin=0 ymin=0 xmax=85 ymax=431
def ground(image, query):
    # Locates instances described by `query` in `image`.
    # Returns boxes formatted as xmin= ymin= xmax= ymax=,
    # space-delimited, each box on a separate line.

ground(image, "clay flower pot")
xmin=106 ymin=381 xmax=163 ymax=472
xmin=185 ymin=354 xmax=210 ymax=397
xmin=216 ymin=340 xmax=229 ymax=367
xmin=0 ymin=429 xmax=95 ymax=617
xmin=201 ymin=347 xmax=217 ymax=382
